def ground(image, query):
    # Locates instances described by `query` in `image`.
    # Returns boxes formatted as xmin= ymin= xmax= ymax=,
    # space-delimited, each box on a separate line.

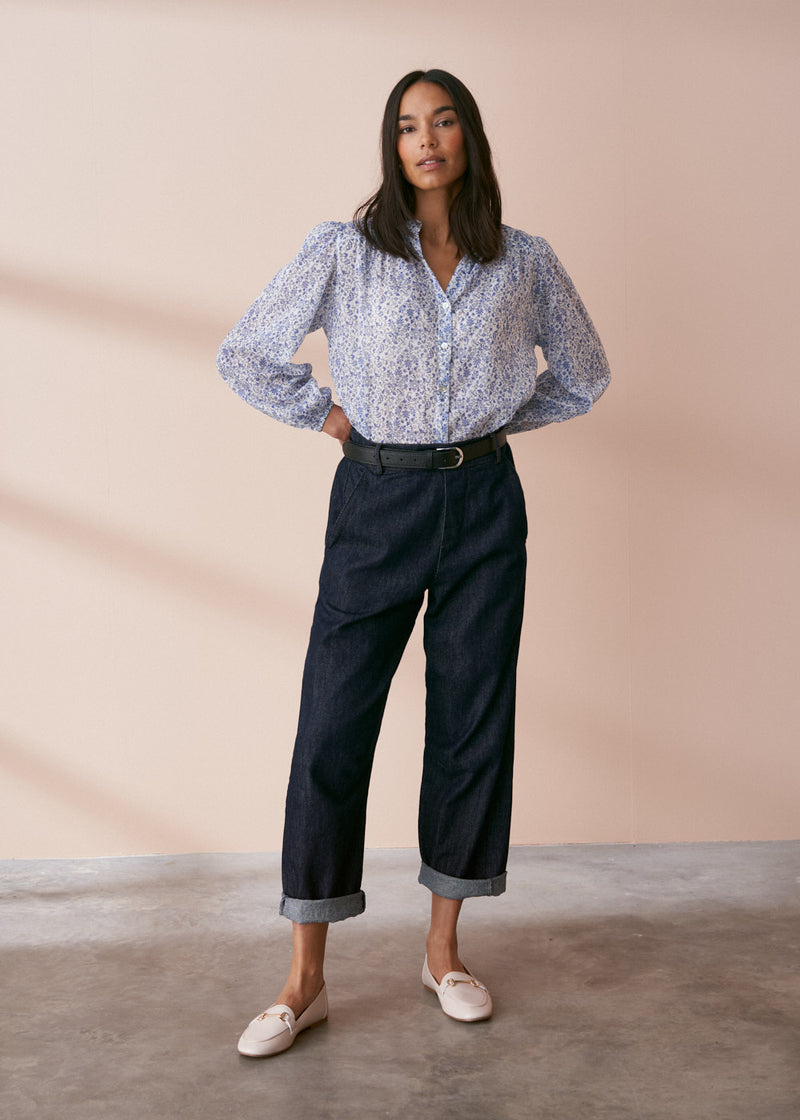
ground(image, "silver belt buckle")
xmin=436 ymin=446 xmax=464 ymax=469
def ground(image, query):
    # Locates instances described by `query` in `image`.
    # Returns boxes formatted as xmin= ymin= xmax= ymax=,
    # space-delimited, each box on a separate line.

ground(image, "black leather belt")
xmin=342 ymin=430 xmax=507 ymax=471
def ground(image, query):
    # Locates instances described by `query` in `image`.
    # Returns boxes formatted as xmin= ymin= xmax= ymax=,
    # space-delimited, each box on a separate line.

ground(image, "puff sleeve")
xmin=217 ymin=222 xmax=341 ymax=431
xmin=507 ymin=237 xmax=611 ymax=433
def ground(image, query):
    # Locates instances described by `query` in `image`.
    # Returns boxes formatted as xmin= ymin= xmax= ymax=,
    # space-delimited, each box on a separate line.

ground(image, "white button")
xmin=441 ymin=301 xmax=449 ymax=310
xmin=440 ymin=341 xmax=450 ymax=350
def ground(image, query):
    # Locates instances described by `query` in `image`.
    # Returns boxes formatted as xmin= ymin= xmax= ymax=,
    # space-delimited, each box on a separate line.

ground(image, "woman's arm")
xmin=321 ymin=403 xmax=352 ymax=442
xmin=217 ymin=222 xmax=342 ymax=431
xmin=507 ymin=237 xmax=611 ymax=433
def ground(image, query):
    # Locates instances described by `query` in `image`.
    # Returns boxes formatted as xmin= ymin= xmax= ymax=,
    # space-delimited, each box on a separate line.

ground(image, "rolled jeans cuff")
xmin=279 ymin=890 xmax=366 ymax=924
xmin=418 ymin=862 xmax=507 ymax=899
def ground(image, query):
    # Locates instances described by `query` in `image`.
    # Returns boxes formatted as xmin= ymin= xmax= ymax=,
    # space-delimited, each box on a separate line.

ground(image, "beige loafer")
xmin=237 ymin=984 xmax=328 ymax=1057
xmin=422 ymin=956 xmax=493 ymax=1022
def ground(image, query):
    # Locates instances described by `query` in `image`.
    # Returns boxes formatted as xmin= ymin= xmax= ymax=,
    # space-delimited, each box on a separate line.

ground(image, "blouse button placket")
xmin=436 ymin=296 xmax=453 ymax=442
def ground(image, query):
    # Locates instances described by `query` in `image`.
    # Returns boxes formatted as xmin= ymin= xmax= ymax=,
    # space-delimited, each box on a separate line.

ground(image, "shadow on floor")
xmin=2 ymin=845 xmax=799 ymax=1120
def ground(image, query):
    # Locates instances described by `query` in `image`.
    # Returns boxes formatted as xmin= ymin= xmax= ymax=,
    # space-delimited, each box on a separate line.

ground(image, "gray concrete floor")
xmin=2 ymin=843 xmax=799 ymax=1120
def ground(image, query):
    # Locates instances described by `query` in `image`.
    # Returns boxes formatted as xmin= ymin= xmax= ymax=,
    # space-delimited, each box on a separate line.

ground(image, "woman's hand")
xmin=322 ymin=404 xmax=352 ymax=443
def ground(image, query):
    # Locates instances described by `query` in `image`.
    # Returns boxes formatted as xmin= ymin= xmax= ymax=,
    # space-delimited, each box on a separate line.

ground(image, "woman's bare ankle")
xmin=274 ymin=970 xmax=325 ymax=1018
xmin=426 ymin=935 xmax=465 ymax=983
xmin=274 ymin=919 xmax=328 ymax=1015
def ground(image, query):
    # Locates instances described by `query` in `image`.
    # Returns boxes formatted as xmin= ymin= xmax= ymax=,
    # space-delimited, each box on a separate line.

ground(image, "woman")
xmin=217 ymin=68 xmax=610 ymax=1057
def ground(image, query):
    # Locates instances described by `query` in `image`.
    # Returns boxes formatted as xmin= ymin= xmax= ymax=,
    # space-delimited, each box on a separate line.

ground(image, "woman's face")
xmin=396 ymin=81 xmax=468 ymax=196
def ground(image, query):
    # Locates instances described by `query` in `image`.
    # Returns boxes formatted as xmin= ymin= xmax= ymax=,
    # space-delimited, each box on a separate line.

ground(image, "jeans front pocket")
xmin=324 ymin=458 xmax=366 ymax=549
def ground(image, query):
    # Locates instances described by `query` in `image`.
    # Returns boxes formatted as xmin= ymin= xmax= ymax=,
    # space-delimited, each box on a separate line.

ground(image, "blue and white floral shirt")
xmin=217 ymin=220 xmax=610 ymax=444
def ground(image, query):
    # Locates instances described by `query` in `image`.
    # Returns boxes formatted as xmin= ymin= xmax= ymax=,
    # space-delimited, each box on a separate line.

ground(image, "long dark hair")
xmin=354 ymin=69 xmax=503 ymax=263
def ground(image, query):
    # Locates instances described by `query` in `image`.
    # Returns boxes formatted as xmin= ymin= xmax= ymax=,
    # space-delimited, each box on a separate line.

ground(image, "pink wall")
xmin=3 ymin=0 xmax=799 ymax=856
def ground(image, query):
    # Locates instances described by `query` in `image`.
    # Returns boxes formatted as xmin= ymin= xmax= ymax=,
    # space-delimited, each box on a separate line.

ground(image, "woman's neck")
xmin=414 ymin=185 xmax=461 ymax=249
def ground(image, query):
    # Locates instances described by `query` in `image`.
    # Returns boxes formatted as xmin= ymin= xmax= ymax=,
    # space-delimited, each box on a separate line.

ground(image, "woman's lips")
xmin=417 ymin=158 xmax=445 ymax=170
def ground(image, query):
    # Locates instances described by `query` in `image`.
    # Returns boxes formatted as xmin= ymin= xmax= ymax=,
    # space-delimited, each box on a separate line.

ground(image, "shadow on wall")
xmin=0 ymin=265 xmax=228 ymax=358
xmin=0 ymin=729 xmax=204 ymax=854
xmin=1 ymin=488 xmax=309 ymax=628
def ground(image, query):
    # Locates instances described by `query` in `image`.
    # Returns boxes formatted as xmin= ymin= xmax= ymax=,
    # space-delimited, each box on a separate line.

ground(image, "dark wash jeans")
xmin=280 ymin=430 xmax=528 ymax=923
